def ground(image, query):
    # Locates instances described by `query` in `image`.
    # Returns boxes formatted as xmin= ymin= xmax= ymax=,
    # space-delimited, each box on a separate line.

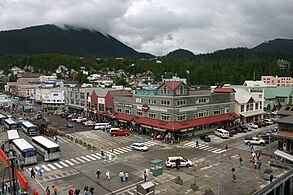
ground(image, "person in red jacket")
xmin=33 ymin=188 xmax=39 ymax=195
xmin=68 ymin=189 xmax=74 ymax=195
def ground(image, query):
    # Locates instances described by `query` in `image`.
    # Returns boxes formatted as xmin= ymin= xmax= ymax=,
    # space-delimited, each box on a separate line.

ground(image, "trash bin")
xmin=264 ymin=169 xmax=273 ymax=180
xmin=150 ymin=159 xmax=163 ymax=177
xmin=137 ymin=181 xmax=155 ymax=195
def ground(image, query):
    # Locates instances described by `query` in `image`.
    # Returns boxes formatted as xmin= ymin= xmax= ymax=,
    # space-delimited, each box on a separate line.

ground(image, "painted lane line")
xmin=47 ymin=164 xmax=57 ymax=170
xmin=70 ymin=158 xmax=80 ymax=165
xmin=86 ymin=155 xmax=97 ymax=161
xmin=81 ymin=156 xmax=91 ymax=162
xmin=76 ymin=157 xmax=86 ymax=163
xmin=91 ymin=154 xmax=101 ymax=159
xmin=41 ymin=165 xmax=50 ymax=172
xmin=53 ymin=162 xmax=63 ymax=169
xmin=65 ymin=160 xmax=75 ymax=166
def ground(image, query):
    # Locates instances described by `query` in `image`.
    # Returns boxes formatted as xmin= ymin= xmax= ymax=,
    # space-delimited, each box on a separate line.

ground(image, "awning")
xmin=68 ymin=105 xmax=85 ymax=111
xmin=274 ymin=150 xmax=293 ymax=163
xmin=240 ymin=110 xmax=265 ymax=118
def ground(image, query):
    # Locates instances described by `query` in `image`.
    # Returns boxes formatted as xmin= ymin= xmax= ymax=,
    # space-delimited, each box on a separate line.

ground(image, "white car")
xmin=83 ymin=120 xmax=95 ymax=127
xmin=165 ymin=156 xmax=192 ymax=168
xmin=72 ymin=117 xmax=87 ymax=123
xmin=131 ymin=143 xmax=149 ymax=151
xmin=247 ymin=123 xmax=258 ymax=129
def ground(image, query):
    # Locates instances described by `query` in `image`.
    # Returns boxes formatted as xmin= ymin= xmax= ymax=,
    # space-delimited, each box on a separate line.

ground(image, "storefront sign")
xmin=142 ymin=104 xmax=149 ymax=112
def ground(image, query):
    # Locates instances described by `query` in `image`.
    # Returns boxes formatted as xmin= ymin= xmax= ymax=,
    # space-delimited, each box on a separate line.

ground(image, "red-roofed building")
xmin=113 ymin=81 xmax=238 ymax=138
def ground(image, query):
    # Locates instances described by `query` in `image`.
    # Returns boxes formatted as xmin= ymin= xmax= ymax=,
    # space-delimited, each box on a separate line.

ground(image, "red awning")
xmin=214 ymin=88 xmax=235 ymax=93
xmin=115 ymin=112 xmax=239 ymax=131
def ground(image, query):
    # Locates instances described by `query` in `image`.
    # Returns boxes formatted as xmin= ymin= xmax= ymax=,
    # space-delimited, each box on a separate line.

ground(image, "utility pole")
xmin=217 ymin=152 xmax=221 ymax=195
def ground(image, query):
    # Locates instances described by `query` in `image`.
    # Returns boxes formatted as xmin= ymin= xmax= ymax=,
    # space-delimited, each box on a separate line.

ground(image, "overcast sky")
xmin=1 ymin=0 xmax=292 ymax=56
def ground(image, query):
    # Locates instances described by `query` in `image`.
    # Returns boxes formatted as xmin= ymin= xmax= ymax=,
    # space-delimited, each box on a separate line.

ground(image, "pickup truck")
xmin=244 ymin=137 xmax=265 ymax=146
xmin=72 ymin=117 xmax=87 ymax=123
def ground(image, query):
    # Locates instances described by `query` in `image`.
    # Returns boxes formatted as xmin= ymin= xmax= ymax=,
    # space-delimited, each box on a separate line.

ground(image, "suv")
xmin=263 ymin=119 xmax=273 ymax=125
xmin=244 ymin=136 xmax=265 ymax=146
xmin=165 ymin=156 xmax=192 ymax=168
xmin=256 ymin=133 xmax=274 ymax=144
xmin=109 ymin=128 xmax=129 ymax=136
xmin=131 ymin=143 xmax=149 ymax=151
xmin=238 ymin=125 xmax=248 ymax=133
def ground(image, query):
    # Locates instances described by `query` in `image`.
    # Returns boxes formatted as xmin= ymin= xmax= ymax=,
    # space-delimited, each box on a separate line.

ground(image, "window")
xmin=246 ymin=103 xmax=253 ymax=111
xmin=161 ymin=100 xmax=171 ymax=106
xmin=137 ymin=111 xmax=143 ymax=116
xmin=125 ymin=109 xmax=131 ymax=114
xmin=214 ymin=109 xmax=221 ymax=115
xmin=148 ymin=99 xmax=157 ymax=104
xmin=98 ymin=104 xmax=104 ymax=111
xmin=176 ymin=114 xmax=186 ymax=121
xmin=161 ymin=86 xmax=167 ymax=94
xmin=161 ymin=113 xmax=170 ymax=121
xmin=53 ymin=94 xmax=58 ymax=96
xmin=148 ymin=112 xmax=156 ymax=119
xmin=259 ymin=94 xmax=262 ymax=98
xmin=241 ymin=105 xmax=244 ymax=112
xmin=117 ymin=108 xmax=122 ymax=112
xmin=195 ymin=110 xmax=209 ymax=118
xmin=196 ymin=98 xmax=209 ymax=104
xmin=136 ymin=98 xmax=143 ymax=103
xmin=255 ymin=103 xmax=259 ymax=110
xmin=224 ymin=107 xmax=230 ymax=113
xmin=260 ymin=102 xmax=262 ymax=109
xmin=176 ymin=100 xmax=186 ymax=106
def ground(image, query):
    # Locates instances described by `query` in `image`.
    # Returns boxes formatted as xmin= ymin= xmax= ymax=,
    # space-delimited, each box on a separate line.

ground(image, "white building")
xmin=36 ymin=88 xmax=65 ymax=110
xmin=39 ymin=75 xmax=57 ymax=82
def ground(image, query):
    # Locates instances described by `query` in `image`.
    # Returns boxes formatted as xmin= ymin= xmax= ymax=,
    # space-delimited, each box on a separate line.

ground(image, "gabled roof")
xmin=265 ymin=86 xmax=293 ymax=98
xmin=164 ymin=81 xmax=182 ymax=90
xmin=214 ymin=88 xmax=235 ymax=93
xmin=244 ymin=80 xmax=266 ymax=87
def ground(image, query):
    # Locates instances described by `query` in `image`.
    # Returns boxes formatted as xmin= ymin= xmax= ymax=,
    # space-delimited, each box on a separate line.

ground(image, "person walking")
xmin=254 ymin=160 xmax=258 ymax=170
xmin=257 ymin=160 xmax=262 ymax=169
xmin=270 ymin=174 xmax=273 ymax=182
xmin=89 ymin=187 xmax=94 ymax=195
xmin=249 ymin=158 xmax=254 ymax=168
xmin=53 ymin=185 xmax=58 ymax=195
xmin=96 ymin=169 xmax=101 ymax=179
xmin=83 ymin=186 xmax=89 ymax=195
xmin=37 ymin=168 xmax=43 ymax=177
xmin=119 ymin=171 xmax=124 ymax=182
xmin=196 ymin=140 xmax=199 ymax=147
xmin=143 ymin=170 xmax=148 ymax=182
xmin=125 ymin=171 xmax=128 ymax=181
xmin=232 ymin=174 xmax=236 ymax=183
xmin=68 ymin=189 xmax=74 ymax=195
xmin=20 ymin=161 xmax=24 ymax=171
xmin=31 ymin=168 xmax=36 ymax=178
xmin=74 ymin=189 xmax=80 ymax=195
xmin=45 ymin=186 xmax=50 ymax=195
xmin=101 ymin=147 xmax=105 ymax=159
xmin=106 ymin=170 xmax=110 ymax=180
xmin=33 ymin=188 xmax=39 ymax=195
xmin=239 ymin=156 xmax=243 ymax=166
xmin=225 ymin=145 xmax=228 ymax=153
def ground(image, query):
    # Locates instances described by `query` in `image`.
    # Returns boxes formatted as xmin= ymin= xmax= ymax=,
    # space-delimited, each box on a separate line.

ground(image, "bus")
xmin=7 ymin=130 xmax=20 ymax=144
xmin=0 ymin=113 xmax=7 ymax=124
xmin=32 ymin=136 xmax=60 ymax=161
xmin=21 ymin=121 xmax=37 ymax=136
xmin=11 ymin=138 xmax=37 ymax=165
xmin=4 ymin=118 xmax=19 ymax=130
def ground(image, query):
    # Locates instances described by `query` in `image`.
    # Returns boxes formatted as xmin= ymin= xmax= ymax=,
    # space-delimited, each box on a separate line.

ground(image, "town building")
xmin=264 ymin=86 xmax=293 ymax=111
xmin=277 ymin=59 xmax=290 ymax=70
xmin=35 ymin=88 xmax=65 ymax=110
xmin=262 ymin=76 xmax=293 ymax=86
xmin=113 ymin=81 xmax=238 ymax=138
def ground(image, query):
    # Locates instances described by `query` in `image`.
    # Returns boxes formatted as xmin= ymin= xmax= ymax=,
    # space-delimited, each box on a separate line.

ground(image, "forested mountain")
xmin=253 ymin=38 xmax=293 ymax=53
xmin=166 ymin=49 xmax=194 ymax=58
xmin=0 ymin=24 xmax=154 ymax=58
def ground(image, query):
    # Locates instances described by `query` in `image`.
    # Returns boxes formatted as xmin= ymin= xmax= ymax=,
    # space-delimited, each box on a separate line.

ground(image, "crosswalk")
xmin=28 ymin=141 xmax=158 ymax=173
xmin=183 ymin=141 xmax=226 ymax=154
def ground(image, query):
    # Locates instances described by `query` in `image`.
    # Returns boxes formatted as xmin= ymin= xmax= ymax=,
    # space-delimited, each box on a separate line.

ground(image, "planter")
xmin=175 ymin=176 xmax=183 ymax=185
xmin=191 ymin=184 xmax=199 ymax=191
xmin=205 ymin=190 xmax=215 ymax=195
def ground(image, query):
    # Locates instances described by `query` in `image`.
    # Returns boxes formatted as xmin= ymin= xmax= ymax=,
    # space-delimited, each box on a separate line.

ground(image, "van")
xmin=94 ymin=123 xmax=110 ymax=130
xmin=214 ymin=129 xmax=229 ymax=138
xmin=165 ymin=156 xmax=192 ymax=168
xmin=263 ymin=119 xmax=273 ymax=125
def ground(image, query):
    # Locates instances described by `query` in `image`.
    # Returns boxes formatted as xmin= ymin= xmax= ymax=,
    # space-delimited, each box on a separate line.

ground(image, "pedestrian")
xmin=143 ymin=170 xmax=148 ymax=182
xmin=89 ymin=187 xmax=94 ymax=195
xmin=270 ymin=174 xmax=273 ymax=182
xmin=249 ymin=158 xmax=254 ymax=168
xmin=83 ymin=186 xmax=89 ymax=195
xmin=54 ymin=136 xmax=58 ymax=143
xmin=20 ymin=161 xmax=24 ymax=171
xmin=231 ymin=167 xmax=235 ymax=173
xmin=151 ymin=133 xmax=154 ymax=141
xmin=45 ymin=186 xmax=50 ymax=195
xmin=119 ymin=171 xmax=124 ymax=182
xmin=68 ymin=189 xmax=74 ymax=195
xmin=196 ymin=140 xmax=199 ymax=147
xmin=125 ymin=171 xmax=128 ymax=181
xmin=74 ymin=189 xmax=80 ymax=195
xmin=106 ymin=170 xmax=110 ymax=180
xmin=239 ymin=156 xmax=243 ymax=166
xmin=232 ymin=174 xmax=236 ymax=183
xmin=37 ymin=168 xmax=43 ymax=177
xmin=31 ymin=168 xmax=36 ymax=178
xmin=33 ymin=188 xmax=39 ymax=195
xmin=251 ymin=144 xmax=254 ymax=151
xmin=225 ymin=145 xmax=228 ymax=153
xmin=53 ymin=185 xmax=58 ymax=195
xmin=258 ymin=160 xmax=262 ymax=169
xmin=101 ymin=147 xmax=105 ymax=159
xmin=254 ymin=160 xmax=258 ymax=170
xmin=96 ymin=169 xmax=101 ymax=179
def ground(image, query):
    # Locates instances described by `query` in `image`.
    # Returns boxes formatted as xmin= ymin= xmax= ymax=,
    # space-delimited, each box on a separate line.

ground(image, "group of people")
xmin=250 ymin=152 xmax=263 ymax=170
xmin=96 ymin=169 xmax=111 ymax=180
xmin=68 ymin=186 xmax=94 ymax=195
xmin=45 ymin=185 xmax=58 ymax=195
xmin=118 ymin=171 xmax=129 ymax=182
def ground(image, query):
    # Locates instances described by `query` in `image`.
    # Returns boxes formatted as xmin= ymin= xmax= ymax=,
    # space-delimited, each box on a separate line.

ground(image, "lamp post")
xmin=217 ymin=152 xmax=223 ymax=195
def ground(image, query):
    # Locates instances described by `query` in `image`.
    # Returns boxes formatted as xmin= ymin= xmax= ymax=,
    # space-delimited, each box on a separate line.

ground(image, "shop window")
xmin=149 ymin=112 xmax=156 ymax=119
xmin=137 ymin=111 xmax=143 ymax=116
xmin=161 ymin=113 xmax=170 ymax=121
xmin=177 ymin=114 xmax=186 ymax=121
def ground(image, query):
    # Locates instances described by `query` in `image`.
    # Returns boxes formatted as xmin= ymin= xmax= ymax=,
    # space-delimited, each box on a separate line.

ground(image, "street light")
xmin=217 ymin=151 xmax=224 ymax=195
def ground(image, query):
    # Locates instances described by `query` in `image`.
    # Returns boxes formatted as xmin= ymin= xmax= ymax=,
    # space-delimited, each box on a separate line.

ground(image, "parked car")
xmin=214 ymin=129 xmax=229 ymax=138
xmin=266 ymin=127 xmax=277 ymax=136
xmin=61 ymin=112 xmax=70 ymax=118
xmin=256 ymin=133 xmax=274 ymax=144
xmin=227 ymin=129 xmax=236 ymax=137
xmin=165 ymin=156 xmax=192 ymax=168
xmin=238 ymin=125 xmax=248 ymax=133
xmin=233 ymin=126 xmax=242 ymax=134
xmin=263 ymin=119 xmax=274 ymax=125
xmin=247 ymin=123 xmax=258 ymax=129
xmin=109 ymin=128 xmax=129 ymax=136
xmin=83 ymin=120 xmax=95 ymax=127
xmin=255 ymin=122 xmax=266 ymax=128
xmin=65 ymin=123 xmax=73 ymax=128
xmin=200 ymin=135 xmax=211 ymax=142
xmin=244 ymin=124 xmax=252 ymax=131
xmin=244 ymin=136 xmax=265 ymax=146
xmin=131 ymin=143 xmax=149 ymax=151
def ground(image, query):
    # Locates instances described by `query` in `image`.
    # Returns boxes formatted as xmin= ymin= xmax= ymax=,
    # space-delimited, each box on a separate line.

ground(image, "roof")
xmin=164 ymin=81 xmax=182 ymax=90
xmin=214 ymin=88 xmax=235 ymax=93
xmin=277 ymin=115 xmax=293 ymax=124
xmin=265 ymin=86 xmax=293 ymax=98
xmin=244 ymin=80 xmax=266 ymax=87
xmin=94 ymin=88 xmax=117 ymax=97
xmin=278 ymin=106 xmax=293 ymax=116
xmin=240 ymin=110 xmax=266 ymax=117
xmin=114 ymin=112 xmax=239 ymax=131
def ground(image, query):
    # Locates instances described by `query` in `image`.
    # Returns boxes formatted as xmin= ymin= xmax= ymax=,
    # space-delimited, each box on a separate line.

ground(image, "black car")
xmin=238 ymin=125 xmax=248 ymax=133
xmin=200 ymin=135 xmax=211 ymax=142
xmin=233 ymin=126 xmax=242 ymax=134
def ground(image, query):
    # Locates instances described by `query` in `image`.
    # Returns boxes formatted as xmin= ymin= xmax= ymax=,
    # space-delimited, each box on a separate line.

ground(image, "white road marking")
xmin=76 ymin=157 xmax=86 ymax=163
xmin=53 ymin=162 xmax=63 ymax=169
xmin=65 ymin=160 xmax=75 ymax=166
xmin=47 ymin=164 xmax=57 ymax=170
xmin=41 ymin=165 xmax=50 ymax=172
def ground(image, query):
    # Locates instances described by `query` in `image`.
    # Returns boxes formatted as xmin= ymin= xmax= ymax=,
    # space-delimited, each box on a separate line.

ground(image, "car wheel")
xmin=113 ymin=134 xmax=116 ymax=137
xmin=186 ymin=164 xmax=190 ymax=167
xmin=247 ymin=142 xmax=251 ymax=145
xmin=141 ymin=149 xmax=144 ymax=152
xmin=125 ymin=134 xmax=128 ymax=136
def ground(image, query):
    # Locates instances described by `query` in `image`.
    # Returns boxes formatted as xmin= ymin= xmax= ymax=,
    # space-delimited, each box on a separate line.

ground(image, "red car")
xmin=255 ymin=122 xmax=266 ymax=128
xmin=109 ymin=128 xmax=129 ymax=136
